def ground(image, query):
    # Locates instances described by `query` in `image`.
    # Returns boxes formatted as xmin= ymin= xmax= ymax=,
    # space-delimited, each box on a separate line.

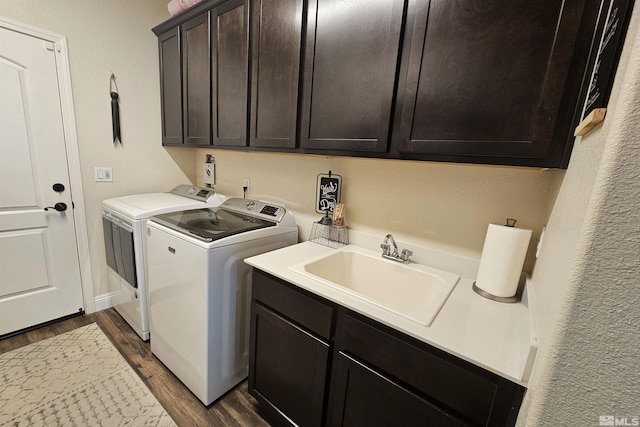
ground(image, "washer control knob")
xmin=245 ymin=201 xmax=256 ymax=210
xmin=188 ymin=186 xmax=196 ymax=194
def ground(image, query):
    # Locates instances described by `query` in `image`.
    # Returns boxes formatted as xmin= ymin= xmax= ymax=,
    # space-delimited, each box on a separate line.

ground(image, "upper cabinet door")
xmin=158 ymin=27 xmax=183 ymax=145
xmin=392 ymin=0 xmax=594 ymax=167
xmin=182 ymin=13 xmax=211 ymax=146
xmin=212 ymin=0 xmax=249 ymax=147
xmin=250 ymin=0 xmax=304 ymax=149
xmin=299 ymin=0 xmax=406 ymax=152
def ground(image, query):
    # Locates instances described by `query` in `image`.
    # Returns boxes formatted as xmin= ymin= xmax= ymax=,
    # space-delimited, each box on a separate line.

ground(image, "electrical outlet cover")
xmin=203 ymin=163 xmax=215 ymax=185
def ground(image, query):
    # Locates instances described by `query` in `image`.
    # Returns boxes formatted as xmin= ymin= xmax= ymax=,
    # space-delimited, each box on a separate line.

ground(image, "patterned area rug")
xmin=0 ymin=323 xmax=175 ymax=426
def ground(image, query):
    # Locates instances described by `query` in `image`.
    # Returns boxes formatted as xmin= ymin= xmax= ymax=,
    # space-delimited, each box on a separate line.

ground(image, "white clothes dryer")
xmin=146 ymin=197 xmax=298 ymax=405
xmin=101 ymin=185 xmax=224 ymax=340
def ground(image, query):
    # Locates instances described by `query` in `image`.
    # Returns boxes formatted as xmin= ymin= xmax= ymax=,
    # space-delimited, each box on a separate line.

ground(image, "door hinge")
xmin=72 ymin=201 xmax=75 ymax=209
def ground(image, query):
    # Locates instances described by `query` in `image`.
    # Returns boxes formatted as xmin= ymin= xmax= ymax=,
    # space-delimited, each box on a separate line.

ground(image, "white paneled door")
xmin=0 ymin=26 xmax=84 ymax=335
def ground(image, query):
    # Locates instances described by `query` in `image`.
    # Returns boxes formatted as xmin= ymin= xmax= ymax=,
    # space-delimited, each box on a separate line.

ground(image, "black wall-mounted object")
xmin=582 ymin=0 xmax=635 ymax=119
xmin=315 ymin=171 xmax=342 ymax=214
xmin=110 ymin=73 xmax=121 ymax=144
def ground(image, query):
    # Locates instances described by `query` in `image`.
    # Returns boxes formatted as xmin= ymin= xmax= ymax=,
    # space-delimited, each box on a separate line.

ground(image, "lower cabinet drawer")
xmin=253 ymin=270 xmax=334 ymax=340
xmin=249 ymin=303 xmax=330 ymax=427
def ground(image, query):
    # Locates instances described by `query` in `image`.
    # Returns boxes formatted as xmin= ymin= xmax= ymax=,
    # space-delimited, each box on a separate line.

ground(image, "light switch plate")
xmin=94 ymin=167 xmax=113 ymax=182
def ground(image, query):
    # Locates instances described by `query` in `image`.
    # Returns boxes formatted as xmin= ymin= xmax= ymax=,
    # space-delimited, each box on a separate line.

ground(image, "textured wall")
xmin=519 ymin=7 xmax=640 ymax=425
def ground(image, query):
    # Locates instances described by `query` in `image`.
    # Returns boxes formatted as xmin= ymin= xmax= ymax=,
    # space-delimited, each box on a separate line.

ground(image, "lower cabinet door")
xmin=249 ymin=303 xmax=330 ymax=427
xmin=328 ymin=351 xmax=467 ymax=427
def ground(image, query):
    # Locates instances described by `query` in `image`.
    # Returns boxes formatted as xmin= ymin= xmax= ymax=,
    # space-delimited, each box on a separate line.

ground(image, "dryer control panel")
xmin=170 ymin=184 xmax=220 ymax=203
xmin=222 ymin=198 xmax=287 ymax=223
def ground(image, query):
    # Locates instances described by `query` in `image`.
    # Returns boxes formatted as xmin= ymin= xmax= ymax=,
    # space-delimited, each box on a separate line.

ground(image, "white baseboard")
xmin=94 ymin=291 xmax=120 ymax=312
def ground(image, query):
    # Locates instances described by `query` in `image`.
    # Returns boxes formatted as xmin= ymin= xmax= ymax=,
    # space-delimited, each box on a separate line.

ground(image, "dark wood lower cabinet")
xmin=249 ymin=270 xmax=335 ymax=426
xmin=331 ymin=312 xmax=524 ymax=427
xmin=249 ymin=270 xmax=525 ymax=427
xmin=328 ymin=351 xmax=465 ymax=427
xmin=250 ymin=304 xmax=330 ymax=427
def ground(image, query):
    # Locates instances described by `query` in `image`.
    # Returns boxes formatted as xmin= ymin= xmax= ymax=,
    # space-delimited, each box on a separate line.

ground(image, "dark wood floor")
xmin=0 ymin=309 xmax=272 ymax=427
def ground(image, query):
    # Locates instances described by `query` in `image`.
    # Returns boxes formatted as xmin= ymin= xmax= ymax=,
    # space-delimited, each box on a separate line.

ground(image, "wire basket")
xmin=309 ymin=222 xmax=349 ymax=249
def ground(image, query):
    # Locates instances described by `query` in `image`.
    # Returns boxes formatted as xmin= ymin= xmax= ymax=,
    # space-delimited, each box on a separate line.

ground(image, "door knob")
xmin=44 ymin=202 xmax=68 ymax=212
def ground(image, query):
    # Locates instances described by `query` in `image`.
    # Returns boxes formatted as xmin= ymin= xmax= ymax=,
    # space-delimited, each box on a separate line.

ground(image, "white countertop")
xmin=245 ymin=233 xmax=537 ymax=387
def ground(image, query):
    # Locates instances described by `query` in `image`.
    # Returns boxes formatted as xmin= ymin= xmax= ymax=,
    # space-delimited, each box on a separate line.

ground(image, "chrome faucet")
xmin=380 ymin=234 xmax=398 ymax=257
xmin=380 ymin=234 xmax=412 ymax=264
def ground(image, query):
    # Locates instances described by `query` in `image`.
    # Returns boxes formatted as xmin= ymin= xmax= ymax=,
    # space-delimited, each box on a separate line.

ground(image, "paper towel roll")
xmin=475 ymin=223 xmax=532 ymax=298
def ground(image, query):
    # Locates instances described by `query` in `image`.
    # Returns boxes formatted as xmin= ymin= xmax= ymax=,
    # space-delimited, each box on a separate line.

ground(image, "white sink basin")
xmin=291 ymin=248 xmax=459 ymax=326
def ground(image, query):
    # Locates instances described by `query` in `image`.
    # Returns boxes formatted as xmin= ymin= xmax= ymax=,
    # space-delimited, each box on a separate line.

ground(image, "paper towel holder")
xmin=472 ymin=273 xmax=526 ymax=303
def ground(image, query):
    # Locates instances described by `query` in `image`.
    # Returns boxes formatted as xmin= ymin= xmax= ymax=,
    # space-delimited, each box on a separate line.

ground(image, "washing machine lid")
xmin=151 ymin=207 xmax=276 ymax=243
xmin=102 ymin=186 xmax=225 ymax=220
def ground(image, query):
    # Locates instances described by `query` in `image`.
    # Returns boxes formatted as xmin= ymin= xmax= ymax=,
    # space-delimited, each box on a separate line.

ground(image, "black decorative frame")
xmin=315 ymin=171 xmax=342 ymax=214
xmin=582 ymin=0 xmax=635 ymax=119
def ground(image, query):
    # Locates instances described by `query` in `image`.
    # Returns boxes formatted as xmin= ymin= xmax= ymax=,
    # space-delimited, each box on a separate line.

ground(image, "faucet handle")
xmin=400 ymin=249 xmax=413 ymax=263
xmin=380 ymin=243 xmax=390 ymax=255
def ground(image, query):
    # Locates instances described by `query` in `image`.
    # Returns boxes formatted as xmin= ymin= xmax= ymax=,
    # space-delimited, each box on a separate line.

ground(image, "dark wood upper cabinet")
xmin=153 ymin=0 xmax=247 ymax=147
xmin=391 ymin=0 xmax=602 ymax=167
xmin=182 ymin=13 xmax=211 ymax=146
xmin=299 ymin=0 xmax=406 ymax=152
xmin=158 ymin=28 xmax=183 ymax=145
xmin=154 ymin=0 xmax=604 ymax=167
xmin=212 ymin=0 xmax=249 ymax=147
xmin=250 ymin=0 xmax=304 ymax=149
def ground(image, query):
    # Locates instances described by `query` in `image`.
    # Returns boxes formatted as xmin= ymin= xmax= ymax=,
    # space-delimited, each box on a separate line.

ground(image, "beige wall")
xmin=0 ymin=1 xmax=194 ymax=296
xmin=517 ymin=7 xmax=640 ymax=425
xmin=195 ymin=149 xmax=558 ymax=270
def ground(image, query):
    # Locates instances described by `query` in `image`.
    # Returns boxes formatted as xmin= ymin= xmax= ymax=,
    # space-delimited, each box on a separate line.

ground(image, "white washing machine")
xmin=101 ymin=185 xmax=225 ymax=341
xmin=146 ymin=197 xmax=298 ymax=405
